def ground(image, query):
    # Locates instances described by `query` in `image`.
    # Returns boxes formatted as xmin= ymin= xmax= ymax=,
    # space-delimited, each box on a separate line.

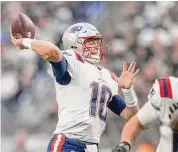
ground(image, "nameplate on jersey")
xmin=158 ymin=78 xmax=172 ymax=99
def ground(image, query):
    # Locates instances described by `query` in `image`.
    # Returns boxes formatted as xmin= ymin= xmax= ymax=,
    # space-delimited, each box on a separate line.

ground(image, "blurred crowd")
xmin=1 ymin=1 xmax=178 ymax=152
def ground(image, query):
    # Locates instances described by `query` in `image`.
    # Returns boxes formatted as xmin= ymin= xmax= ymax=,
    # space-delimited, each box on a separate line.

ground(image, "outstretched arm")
xmin=10 ymin=30 xmax=62 ymax=62
xmin=10 ymin=29 xmax=72 ymax=85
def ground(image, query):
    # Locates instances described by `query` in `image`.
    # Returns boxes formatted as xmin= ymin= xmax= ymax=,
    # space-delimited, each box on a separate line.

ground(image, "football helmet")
xmin=62 ymin=23 xmax=107 ymax=64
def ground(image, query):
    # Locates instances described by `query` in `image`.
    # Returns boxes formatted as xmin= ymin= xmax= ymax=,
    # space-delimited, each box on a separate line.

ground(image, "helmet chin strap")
xmin=82 ymin=51 xmax=100 ymax=64
xmin=84 ymin=57 xmax=100 ymax=64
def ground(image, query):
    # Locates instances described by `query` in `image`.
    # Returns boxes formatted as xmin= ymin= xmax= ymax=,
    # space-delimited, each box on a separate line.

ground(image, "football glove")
xmin=112 ymin=141 xmax=131 ymax=152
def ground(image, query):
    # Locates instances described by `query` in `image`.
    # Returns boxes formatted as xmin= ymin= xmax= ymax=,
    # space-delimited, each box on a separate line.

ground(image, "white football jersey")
xmin=137 ymin=77 xmax=178 ymax=152
xmin=48 ymin=49 xmax=118 ymax=143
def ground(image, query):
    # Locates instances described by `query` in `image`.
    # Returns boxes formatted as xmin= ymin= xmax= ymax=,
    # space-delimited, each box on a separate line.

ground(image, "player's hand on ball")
xmin=112 ymin=142 xmax=131 ymax=152
xmin=10 ymin=28 xmax=24 ymax=50
xmin=10 ymin=13 xmax=35 ymax=50
xmin=118 ymin=61 xmax=139 ymax=89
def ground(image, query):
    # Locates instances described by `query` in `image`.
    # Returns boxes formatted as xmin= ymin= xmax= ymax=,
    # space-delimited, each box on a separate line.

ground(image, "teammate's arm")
xmin=120 ymin=106 xmax=139 ymax=121
xmin=112 ymin=96 xmax=160 ymax=152
xmin=111 ymin=115 xmax=144 ymax=152
xmin=121 ymin=101 xmax=159 ymax=144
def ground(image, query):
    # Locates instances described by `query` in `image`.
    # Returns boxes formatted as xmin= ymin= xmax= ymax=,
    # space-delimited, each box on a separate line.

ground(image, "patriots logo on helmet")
xmin=148 ymin=88 xmax=156 ymax=99
xmin=68 ymin=26 xmax=82 ymax=33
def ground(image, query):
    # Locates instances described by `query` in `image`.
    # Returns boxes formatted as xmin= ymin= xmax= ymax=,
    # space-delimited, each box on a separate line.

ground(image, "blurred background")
xmin=1 ymin=1 xmax=178 ymax=152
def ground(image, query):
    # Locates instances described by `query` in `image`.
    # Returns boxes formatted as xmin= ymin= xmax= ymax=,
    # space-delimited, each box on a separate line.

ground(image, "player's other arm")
xmin=111 ymin=61 xmax=139 ymax=120
xmin=107 ymin=93 xmax=139 ymax=121
xmin=119 ymin=86 xmax=139 ymax=120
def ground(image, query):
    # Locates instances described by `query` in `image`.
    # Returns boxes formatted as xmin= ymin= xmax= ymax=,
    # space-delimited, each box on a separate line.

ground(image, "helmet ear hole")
xmin=71 ymin=46 xmax=77 ymax=49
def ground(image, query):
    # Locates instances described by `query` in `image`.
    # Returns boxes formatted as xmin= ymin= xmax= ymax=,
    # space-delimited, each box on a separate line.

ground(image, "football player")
xmin=11 ymin=23 xmax=139 ymax=152
xmin=113 ymin=77 xmax=178 ymax=152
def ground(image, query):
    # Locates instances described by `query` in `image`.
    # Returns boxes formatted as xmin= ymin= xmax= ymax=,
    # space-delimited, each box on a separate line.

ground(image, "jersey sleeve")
xmin=61 ymin=49 xmax=77 ymax=78
xmin=47 ymin=49 xmax=83 ymax=85
xmin=137 ymin=79 xmax=162 ymax=128
xmin=62 ymin=49 xmax=85 ymax=78
xmin=107 ymin=95 xmax=126 ymax=116
xmin=147 ymin=78 xmax=173 ymax=109
xmin=137 ymin=101 xmax=160 ymax=128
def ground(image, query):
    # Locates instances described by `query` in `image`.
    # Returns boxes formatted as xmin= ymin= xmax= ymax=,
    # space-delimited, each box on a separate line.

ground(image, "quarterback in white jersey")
xmin=113 ymin=77 xmax=178 ymax=152
xmin=11 ymin=22 xmax=139 ymax=152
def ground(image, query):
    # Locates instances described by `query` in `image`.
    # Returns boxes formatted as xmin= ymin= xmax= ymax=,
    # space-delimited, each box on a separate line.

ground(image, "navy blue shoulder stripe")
xmin=50 ymin=57 xmax=71 ymax=85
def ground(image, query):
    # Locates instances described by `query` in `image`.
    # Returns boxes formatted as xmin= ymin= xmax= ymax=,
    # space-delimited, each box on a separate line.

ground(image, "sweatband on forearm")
xmin=22 ymin=38 xmax=34 ymax=49
xmin=121 ymin=85 xmax=138 ymax=107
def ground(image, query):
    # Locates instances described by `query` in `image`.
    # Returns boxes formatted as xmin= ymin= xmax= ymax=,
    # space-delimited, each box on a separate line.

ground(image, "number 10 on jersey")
xmin=89 ymin=81 xmax=112 ymax=122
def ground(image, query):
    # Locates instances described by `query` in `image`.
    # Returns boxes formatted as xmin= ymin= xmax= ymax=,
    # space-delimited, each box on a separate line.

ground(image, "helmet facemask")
xmin=77 ymin=36 xmax=108 ymax=64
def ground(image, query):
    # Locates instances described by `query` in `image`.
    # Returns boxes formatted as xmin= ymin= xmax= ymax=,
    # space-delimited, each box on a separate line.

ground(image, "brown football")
xmin=11 ymin=13 xmax=35 ymax=39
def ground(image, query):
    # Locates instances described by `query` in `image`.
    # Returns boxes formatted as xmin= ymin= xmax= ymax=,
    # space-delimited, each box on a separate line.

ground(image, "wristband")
xmin=121 ymin=85 xmax=138 ymax=107
xmin=22 ymin=38 xmax=34 ymax=49
xmin=122 ymin=141 xmax=131 ymax=151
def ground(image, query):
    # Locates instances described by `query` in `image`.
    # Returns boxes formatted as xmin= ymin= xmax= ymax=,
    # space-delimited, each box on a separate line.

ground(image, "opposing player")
xmin=113 ymin=76 xmax=178 ymax=152
xmin=11 ymin=22 xmax=139 ymax=152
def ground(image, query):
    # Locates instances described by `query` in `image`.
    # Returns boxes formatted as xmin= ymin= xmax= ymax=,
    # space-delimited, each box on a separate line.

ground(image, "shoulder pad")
xmin=62 ymin=49 xmax=75 ymax=57
xmin=157 ymin=77 xmax=173 ymax=99
xmin=169 ymin=76 xmax=178 ymax=101
xmin=148 ymin=79 xmax=162 ymax=109
xmin=148 ymin=77 xmax=174 ymax=109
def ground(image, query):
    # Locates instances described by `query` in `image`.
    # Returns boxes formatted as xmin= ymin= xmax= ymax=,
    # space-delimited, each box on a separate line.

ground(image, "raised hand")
xmin=118 ymin=61 xmax=139 ymax=89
